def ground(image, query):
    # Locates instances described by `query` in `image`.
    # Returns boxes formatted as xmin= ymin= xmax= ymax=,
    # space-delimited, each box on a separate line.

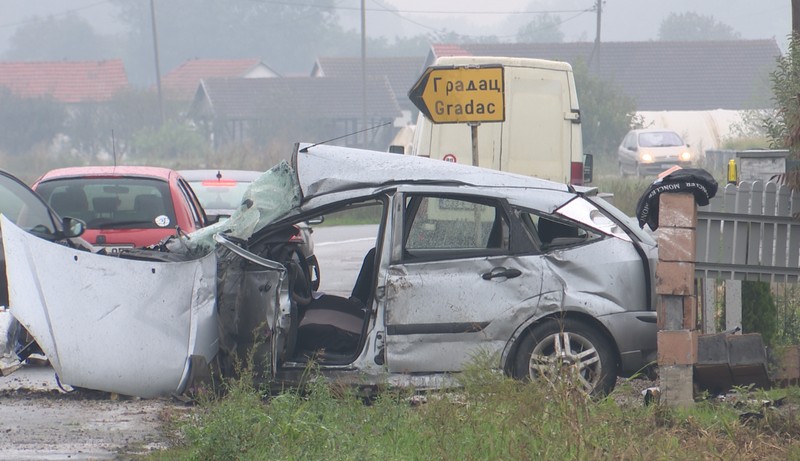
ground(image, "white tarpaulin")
xmin=1 ymin=215 xmax=218 ymax=398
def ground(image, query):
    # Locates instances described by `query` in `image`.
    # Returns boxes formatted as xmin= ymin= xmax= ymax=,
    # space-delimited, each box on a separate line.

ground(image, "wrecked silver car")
xmin=2 ymin=143 xmax=658 ymax=397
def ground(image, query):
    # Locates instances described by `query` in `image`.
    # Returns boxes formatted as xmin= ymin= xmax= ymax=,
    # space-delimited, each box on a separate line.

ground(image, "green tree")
xmin=765 ymin=34 xmax=800 ymax=159
xmin=0 ymin=89 xmax=66 ymax=155
xmin=572 ymin=61 xmax=639 ymax=159
xmin=658 ymin=12 xmax=741 ymax=41
xmin=3 ymin=13 xmax=113 ymax=61
xmin=516 ymin=13 xmax=564 ymax=43
xmin=742 ymin=281 xmax=778 ymax=347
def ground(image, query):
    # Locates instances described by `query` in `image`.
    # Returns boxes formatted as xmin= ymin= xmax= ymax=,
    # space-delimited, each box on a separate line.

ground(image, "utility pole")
xmin=594 ymin=0 xmax=602 ymax=45
xmin=150 ymin=0 xmax=164 ymax=127
xmin=590 ymin=0 xmax=603 ymax=69
xmin=361 ymin=0 xmax=367 ymax=147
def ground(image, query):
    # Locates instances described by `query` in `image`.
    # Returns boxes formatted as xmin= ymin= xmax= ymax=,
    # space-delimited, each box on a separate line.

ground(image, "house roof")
xmin=162 ymin=58 xmax=280 ymax=101
xmin=189 ymin=76 xmax=402 ymax=120
xmin=0 ymin=60 xmax=128 ymax=103
xmin=311 ymin=56 xmax=426 ymax=110
xmin=428 ymin=40 xmax=781 ymax=111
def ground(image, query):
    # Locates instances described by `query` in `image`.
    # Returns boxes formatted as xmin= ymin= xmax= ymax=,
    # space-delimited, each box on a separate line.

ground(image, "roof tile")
xmin=0 ymin=60 xmax=128 ymax=103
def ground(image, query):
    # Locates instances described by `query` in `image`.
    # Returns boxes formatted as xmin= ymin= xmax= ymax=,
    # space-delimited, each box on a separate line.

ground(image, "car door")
xmin=383 ymin=192 xmax=546 ymax=373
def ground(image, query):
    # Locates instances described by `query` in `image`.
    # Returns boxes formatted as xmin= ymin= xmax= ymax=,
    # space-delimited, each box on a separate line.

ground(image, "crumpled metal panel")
xmin=173 ymin=160 xmax=302 ymax=255
xmin=1 ymin=216 xmax=217 ymax=398
xmin=540 ymin=237 xmax=650 ymax=317
xmin=294 ymin=143 xmax=569 ymax=200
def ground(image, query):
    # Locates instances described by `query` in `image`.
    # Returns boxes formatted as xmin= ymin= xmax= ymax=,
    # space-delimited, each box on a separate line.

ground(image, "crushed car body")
xmin=2 ymin=143 xmax=659 ymax=398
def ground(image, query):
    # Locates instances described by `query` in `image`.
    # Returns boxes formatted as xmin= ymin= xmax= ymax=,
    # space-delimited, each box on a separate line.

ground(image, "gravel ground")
xmin=0 ymin=365 xmax=182 ymax=461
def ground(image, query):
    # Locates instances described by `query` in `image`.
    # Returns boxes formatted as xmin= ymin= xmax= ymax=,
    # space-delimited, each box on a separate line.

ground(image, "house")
xmin=426 ymin=40 xmax=782 ymax=151
xmin=311 ymin=56 xmax=426 ymax=119
xmin=0 ymin=59 xmax=129 ymax=103
xmin=188 ymin=76 xmax=401 ymax=150
xmin=162 ymin=58 xmax=280 ymax=101
xmin=427 ymin=40 xmax=780 ymax=112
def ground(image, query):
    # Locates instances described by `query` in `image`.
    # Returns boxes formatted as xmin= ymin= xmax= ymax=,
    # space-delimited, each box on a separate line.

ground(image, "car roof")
xmin=178 ymin=169 xmax=263 ymax=182
xmin=36 ymin=166 xmax=177 ymax=183
xmin=293 ymin=143 xmax=570 ymax=201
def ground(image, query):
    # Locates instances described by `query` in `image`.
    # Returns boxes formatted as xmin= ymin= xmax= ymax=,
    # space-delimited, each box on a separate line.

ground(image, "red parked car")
xmin=33 ymin=166 xmax=209 ymax=252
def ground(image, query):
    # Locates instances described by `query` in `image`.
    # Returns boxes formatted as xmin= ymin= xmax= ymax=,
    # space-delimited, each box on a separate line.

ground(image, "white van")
xmin=405 ymin=56 xmax=589 ymax=185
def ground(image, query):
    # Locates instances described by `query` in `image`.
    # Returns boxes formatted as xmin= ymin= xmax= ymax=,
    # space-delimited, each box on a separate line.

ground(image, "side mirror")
xmin=306 ymin=216 xmax=324 ymax=226
xmin=62 ymin=217 xmax=86 ymax=238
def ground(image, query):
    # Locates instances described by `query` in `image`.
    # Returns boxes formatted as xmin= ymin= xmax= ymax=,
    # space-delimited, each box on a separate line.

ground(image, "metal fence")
xmin=696 ymin=180 xmax=800 ymax=333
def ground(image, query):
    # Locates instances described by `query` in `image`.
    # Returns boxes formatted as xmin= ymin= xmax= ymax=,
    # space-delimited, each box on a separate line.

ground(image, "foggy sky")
xmin=1 ymin=0 xmax=792 ymax=55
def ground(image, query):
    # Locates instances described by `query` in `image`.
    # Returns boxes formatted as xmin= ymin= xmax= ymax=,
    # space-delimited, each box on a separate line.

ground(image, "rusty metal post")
xmin=655 ymin=193 xmax=698 ymax=407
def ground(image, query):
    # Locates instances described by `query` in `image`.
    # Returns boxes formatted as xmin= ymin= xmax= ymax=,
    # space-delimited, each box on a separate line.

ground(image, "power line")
xmin=249 ymin=0 xmax=589 ymax=16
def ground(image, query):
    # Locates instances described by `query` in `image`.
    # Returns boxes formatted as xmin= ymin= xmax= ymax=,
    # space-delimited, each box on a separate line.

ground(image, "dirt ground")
xmin=0 ymin=365 xmax=183 ymax=460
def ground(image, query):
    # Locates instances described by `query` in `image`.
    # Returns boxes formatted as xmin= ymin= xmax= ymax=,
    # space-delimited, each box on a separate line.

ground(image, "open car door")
xmin=213 ymin=232 xmax=288 ymax=379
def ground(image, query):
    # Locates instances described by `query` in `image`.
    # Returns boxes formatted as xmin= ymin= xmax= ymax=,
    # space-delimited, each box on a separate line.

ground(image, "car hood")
xmin=1 ymin=215 xmax=218 ymax=398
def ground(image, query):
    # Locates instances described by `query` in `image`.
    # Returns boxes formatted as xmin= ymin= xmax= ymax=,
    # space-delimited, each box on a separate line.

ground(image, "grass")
xmin=147 ymin=362 xmax=800 ymax=461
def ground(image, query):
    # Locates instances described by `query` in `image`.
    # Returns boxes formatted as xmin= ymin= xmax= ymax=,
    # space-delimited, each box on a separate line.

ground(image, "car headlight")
xmin=640 ymin=152 xmax=653 ymax=163
xmin=680 ymin=151 xmax=692 ymax=161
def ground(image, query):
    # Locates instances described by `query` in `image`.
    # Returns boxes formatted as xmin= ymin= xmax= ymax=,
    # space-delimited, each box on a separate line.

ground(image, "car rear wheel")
xmin=512 ymin=318 xmax=618 ymax=396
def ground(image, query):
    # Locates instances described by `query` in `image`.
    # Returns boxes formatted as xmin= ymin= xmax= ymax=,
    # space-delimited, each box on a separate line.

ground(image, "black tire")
xmin=512 ymin=318 xmax=618 ymax=396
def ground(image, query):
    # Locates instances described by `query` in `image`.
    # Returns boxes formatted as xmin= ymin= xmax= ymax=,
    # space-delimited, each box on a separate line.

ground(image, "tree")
xmin=112 ymin=0 xmax=351 ymax=84
xmin=3 ymin=13 xmax=113 ymax=61
xmin=571 ymin=61 xmax=639 ymax=159
xmin=658 ymin=12 xmax=741 ymax=41
xmin=0 ymin=89 xmax=66 ymax=155
xmin=742 ymin=281 xmax=778 ymax=347
xmin=765 ymin=34 xmax=800 ymax=160
xmin=516 ymin=13 xmax=565 ymax=43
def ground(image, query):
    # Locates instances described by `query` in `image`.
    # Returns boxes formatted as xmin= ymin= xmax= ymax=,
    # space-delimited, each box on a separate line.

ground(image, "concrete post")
xmin=655 ymin=193 xmax=697 ymax=407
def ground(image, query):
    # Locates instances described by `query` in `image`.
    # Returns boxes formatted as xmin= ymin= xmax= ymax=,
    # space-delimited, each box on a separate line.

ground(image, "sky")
xmin=0 ymin=0 xmax=793 ymax=53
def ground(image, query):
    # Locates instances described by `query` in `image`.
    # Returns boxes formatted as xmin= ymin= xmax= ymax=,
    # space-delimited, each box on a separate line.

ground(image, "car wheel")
xmin=512 ymin=318 xmax=618 ymax=396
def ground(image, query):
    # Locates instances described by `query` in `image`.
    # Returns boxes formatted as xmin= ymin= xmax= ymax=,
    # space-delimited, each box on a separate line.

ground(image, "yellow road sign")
xmin=408 ymin=65 xmax=505 ymax=124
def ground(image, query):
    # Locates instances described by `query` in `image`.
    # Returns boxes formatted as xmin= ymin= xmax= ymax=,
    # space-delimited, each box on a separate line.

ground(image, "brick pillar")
xmin=655 ymin=193 xmax=697 ymax=407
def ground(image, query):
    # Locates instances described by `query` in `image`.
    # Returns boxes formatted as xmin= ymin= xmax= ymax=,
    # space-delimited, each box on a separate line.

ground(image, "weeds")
xmin=148 ymin=358 xmax=800 ymax=460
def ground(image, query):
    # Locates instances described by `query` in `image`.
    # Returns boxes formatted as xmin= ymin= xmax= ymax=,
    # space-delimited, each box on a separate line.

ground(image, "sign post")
xmin=408 ymin=65 xmax=505 ymax=167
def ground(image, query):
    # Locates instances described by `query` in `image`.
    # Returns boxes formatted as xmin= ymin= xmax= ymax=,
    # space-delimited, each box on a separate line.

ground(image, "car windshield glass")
xmin=188 ymin=180 xmax=252 ymax=212
xmin=35 ymin=177 xmax=177 ymax=230
xmin=0 ymin=174 xmax=57 ymax=235
xmin=638 ymin=131 xmax=683 ymax=147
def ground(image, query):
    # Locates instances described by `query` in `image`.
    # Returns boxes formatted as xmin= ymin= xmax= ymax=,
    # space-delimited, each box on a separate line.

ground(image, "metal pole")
xmin=150 ymin=0 xmax=164 ymax=127
xmin=470 ymin=122 xmax=479 ymax=167
xmin=361 ymin=0 xmax=367 ymax=146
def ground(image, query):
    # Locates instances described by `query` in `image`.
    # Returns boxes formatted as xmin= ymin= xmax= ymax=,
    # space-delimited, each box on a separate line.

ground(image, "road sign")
xmin=408 ymin=65 xmax=505 ymax=124
xmin=442 ymin=154 xmax=457 ymax=163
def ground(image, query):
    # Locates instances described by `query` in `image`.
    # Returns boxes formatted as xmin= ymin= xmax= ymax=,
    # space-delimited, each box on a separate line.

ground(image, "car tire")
xmin=512 ymin=318 xmax=618 ymax=396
